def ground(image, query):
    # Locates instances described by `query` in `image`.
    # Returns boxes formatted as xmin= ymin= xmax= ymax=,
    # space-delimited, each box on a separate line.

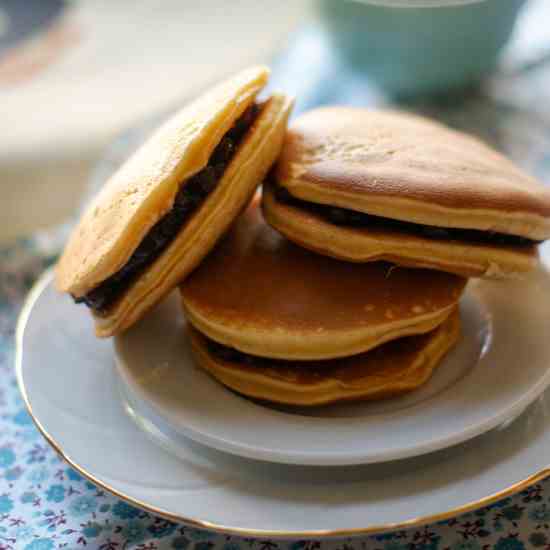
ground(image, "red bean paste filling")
xmin=272 ymin=184 xmax=538 ymax=247
xmin=205 ymin=334 xmax=358 ymax=371
xmin=206 ymin=336 xmax=324 ymax=370
xmin=74 ymin=103 xmax=261 ymax=314
xmin=207 ymin=338 xmax=266 ymax=366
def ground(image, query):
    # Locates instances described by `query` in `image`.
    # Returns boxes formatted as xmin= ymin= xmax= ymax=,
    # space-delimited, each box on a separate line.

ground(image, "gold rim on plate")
xmin=15 ymin=269 xmax=550 ymax=539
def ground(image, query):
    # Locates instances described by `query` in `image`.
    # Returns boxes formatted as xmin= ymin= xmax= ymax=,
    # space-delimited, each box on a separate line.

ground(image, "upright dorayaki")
xmin=56 ymin=66 xmax=293 ymax=336
xmin=263 ymin=107 xmax=550 ymax=278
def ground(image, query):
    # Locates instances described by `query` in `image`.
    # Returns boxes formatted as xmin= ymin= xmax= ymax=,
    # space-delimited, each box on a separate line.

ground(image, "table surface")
xmin=3 ymin=1 xmax=550 ymax=548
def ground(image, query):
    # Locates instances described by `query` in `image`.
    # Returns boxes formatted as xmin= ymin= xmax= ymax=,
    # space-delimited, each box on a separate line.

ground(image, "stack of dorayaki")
xmin=56 ymin=67 xmax=550 ymax=407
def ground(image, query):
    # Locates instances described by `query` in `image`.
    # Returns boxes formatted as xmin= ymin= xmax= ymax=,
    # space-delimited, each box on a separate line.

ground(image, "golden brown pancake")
xmin=56 ymin=66 xmax=293 ymax=337
xmin=180 ymin=200 xmax=466 ymax=360
xmin=188 ymin=309 xmax=461 ymax=406
xmin=263 ymin=107 xmax=550 ymax=278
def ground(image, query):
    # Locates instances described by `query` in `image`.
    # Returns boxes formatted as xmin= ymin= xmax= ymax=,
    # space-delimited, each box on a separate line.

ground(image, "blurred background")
xmin=1 ymin=0 xmax=549 ymax=245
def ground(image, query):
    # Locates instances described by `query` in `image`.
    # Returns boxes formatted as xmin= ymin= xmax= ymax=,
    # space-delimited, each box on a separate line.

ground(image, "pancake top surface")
xmin=57 ymin=66 xmax=269 ymax=296
xmin=276 ymin=107 xmax=550 ymax=238
xmin=181 ymin=200 xmax=465 ymax=336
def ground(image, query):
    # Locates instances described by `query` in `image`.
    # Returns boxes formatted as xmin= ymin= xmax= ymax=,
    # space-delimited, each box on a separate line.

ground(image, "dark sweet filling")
xmin=74 ymin=103 xmax=261 ymax=314
xmin=207 ymin=338 xmax=262 ymax=366
xmin=206 ymin=336 xmax=338 ymax=372
xmin=205 ymin=336 xmax=351 ymax=375
xmin=206 ymin=336 xmax=322 ymax=371
xmin=272 ymin=184 xmax=538 ymax=247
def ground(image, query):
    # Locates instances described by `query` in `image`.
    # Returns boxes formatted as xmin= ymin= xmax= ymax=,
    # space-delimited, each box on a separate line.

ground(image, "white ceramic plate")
xmin=114 ymin=266 xmax=550 ymax=466
xmin=15 ymin=248 xmax=550 ymax=537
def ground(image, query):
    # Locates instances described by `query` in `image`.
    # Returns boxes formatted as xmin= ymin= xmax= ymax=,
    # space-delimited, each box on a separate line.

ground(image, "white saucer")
xmin=114 ymin=273 xmax=550 ymax=466
xmin=15 ymin=249 xmax=550 ymax=536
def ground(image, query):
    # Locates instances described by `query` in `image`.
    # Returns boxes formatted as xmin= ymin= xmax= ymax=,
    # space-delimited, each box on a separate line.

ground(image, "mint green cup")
xmin=318 ymin=0 xmax=526 ymax=97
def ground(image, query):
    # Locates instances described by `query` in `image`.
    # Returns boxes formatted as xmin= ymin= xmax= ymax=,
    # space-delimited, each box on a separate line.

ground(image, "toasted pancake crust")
xmin=92 ymin=93 xmax=293 ymax=337
xmin=262 ymin=184 xmax=538 ymax=278
xmin=57 ymin=66 xmax=270 ymax=297
xmin=188 ymin=309 xmax=461 ymax=406
xmin=180 ymin=200 xmax=466 ymax=360
xmin=276 ymin=107 xmax=550 ymax=240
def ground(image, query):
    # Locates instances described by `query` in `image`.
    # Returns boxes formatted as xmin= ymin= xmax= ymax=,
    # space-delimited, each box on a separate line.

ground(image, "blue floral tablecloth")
xmin=3 ymin=1 xmax=550 ymax=548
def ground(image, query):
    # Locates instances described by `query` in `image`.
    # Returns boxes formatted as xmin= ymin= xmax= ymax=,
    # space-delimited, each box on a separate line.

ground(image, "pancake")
xmin=188 ymin=309 xmax=461 ymax=406
xmin=263 ymin=107 xmax=550 ymax=278
xmin=180 ymin=199 xmax=466 ymax=360
xmin=263 ymin=184 xmax=538 ymax=278
xmin=56 ymin=66 xmax=293 ymax=337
